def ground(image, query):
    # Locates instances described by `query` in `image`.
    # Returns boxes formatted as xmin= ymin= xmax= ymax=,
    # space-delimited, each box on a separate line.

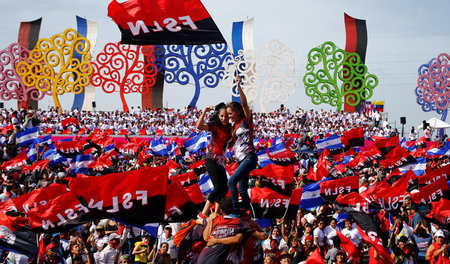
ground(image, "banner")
xmin=69 ymin=166 xmax=168 ymax=225
xmin=17 ymin=18 xmax=42 ymax=109
xmin=0 ymin=212 xmax=38 ymax=257
xmin=108 ymin=0 xmax=226 ymax=45
xmin=72 ymin=16 xmax=98 ymax=111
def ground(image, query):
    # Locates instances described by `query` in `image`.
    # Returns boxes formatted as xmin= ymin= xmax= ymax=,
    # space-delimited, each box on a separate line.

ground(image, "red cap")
xmin=305 ymin=235 xmax=313 ymax=241
xmin=46 ymin=243 xmax=57 ymax=252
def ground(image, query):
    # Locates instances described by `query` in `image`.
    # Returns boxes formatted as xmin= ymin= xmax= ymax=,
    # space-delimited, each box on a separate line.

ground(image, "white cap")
xmin=109 ymin=233 xmax=120 ymax=240
xmin=435 ymin=230 xmax=445 ymax=238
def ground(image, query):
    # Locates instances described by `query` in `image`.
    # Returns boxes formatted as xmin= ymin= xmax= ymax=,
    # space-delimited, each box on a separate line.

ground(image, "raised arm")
xmin=196 ymin=106 xmax=213 ymax=131
xmin=206 ymin=233 xmax=244 ymax=246
xmin=235 ymin=75 xmax=251 ymax=120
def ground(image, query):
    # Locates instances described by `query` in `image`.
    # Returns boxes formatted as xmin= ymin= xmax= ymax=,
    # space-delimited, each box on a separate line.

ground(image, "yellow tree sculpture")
xmin=16 ymin=28 xmax=93 ymax=110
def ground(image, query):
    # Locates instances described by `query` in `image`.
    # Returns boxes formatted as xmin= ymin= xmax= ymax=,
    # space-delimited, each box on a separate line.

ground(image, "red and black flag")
xmin=87 ymin=159 xmax=115 ymax=175
xmin=379 ymin=145 xmax=416 ymax=169
xmin=333 ymin=148 xmax=357 ymax=163
xmin=250 ymin=187 xmax=290 ymax=219
xmin=372 ymin=136 xmax=399 ymax=156
xmin=250 ymin=164 xmax=294 ymax=196
xmin=362 ymin=144 xmax=382 ymax=161
xmin=336 ymin=230 xmax=361 ymax=263
xmin=17 ymin=18 xmax=42 ymax=109
xmin=12 ymin=183 xmax=67 ymax=213
xmin=346 ymin=153 xmax=371 ymax=170
xmin=114 ymin=140 xmax=140 ymax=158
xmin=341 ymin=127 xmax=364 ymax=147
xmin=169 ymin=171 xmax=198 ymax=187
xmin=431 ymin=198 xmax=450 ymax=224
xmin=1 ymin=151 xmax=28 ymax=172
xmin=266 ymin=147 xmax=297 ymax=166
xmin=336 ymin=192 xmax=373 ymax=214
xmin=343 ymin=13 xmax=367 ymax=113
xmin=165 ymin=182 xmax=198 ymax=222
xmin=69 ymin=166 xmax=168 ymax=225
xmin=319 ymin=175 xmax=359 ymax=201
xmin=411 ymin=176 xmax=448 ymax=205
xmin=284 ymin=188 xmax=302 ymax=220
xmin=417 ymin=164 xmax=449 ymax=186
xmin=55 ymin=140 xmax=83 ymax=158
xmin=0 ymin=211 xmax=38 ymax=257
xmin=22 ymin=159 xmax=50 ymax=182
xmin=27 ymin=191 xmax=93 ymax=233
xmin=61 ymin=117 xmax=80 ymax=129
xmin=189 ymin=159 xmax=207 ymax=176
xmin=356 ymin=223 xmax=393 ymax=263
xmin=108 ymin=0 xmax=226 ymax=45
xmin=182 ymin=183 xmax=205 ymax=212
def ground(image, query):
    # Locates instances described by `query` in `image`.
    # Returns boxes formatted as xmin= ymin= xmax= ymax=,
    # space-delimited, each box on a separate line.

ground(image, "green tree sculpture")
xmin=303 ymin=41 xmax=378 ymax=111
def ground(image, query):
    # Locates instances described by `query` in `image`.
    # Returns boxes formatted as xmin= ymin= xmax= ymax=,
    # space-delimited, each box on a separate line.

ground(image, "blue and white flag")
xmin=43 ymin=149 xmax=68 ymax=166
xmin=400 ymin=137 xmax=416 ymax=152
xmin=140 ymin=223 xmax=159 ymax=238
xmin=257 ymin=143 xmax=286 ymax=168
xmin=16 ymin=127 xmax=39 ymax=147
xmin=299 ymin=179 xmax=328 ymax=210
xmin=398 ymin=157 xmax=426 ymax=176
xmin=427 ymin=140 xmax=450 ymax=156
xmin=38 ymin=135 xmax=52 ymax=146
xmin=104 ymin=143 xmax=115 ymax=154
xmin=184 ymin=132 xmax=209 ymax=154
xmin=273 ymin=136 xmax=283 ymax=146
xmin=167 ymin=143 xmax=177 ymax=157
xmin=231 ymin=17 xmax=254 ymax=102
xmin=70 ymin=154 xmax=92 ymax=174
xmin=199 ymin=173 xmax=214 ymax=195
xmin=315 ymin=134 xmax=343 ymax=152
xmin=25 ymin=144 xmax=38 ymax=163
xmin=150 ymin=137 xmax=168 ymax=156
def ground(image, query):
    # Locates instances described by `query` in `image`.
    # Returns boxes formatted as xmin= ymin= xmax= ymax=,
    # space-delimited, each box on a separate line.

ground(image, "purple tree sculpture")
xmin=0 ymin=43 xmax=48 ymax=103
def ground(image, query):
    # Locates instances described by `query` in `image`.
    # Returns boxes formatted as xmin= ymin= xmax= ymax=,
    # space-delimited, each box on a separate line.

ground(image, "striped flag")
xmin=70 ymin=154 xmax=92 ymax=174
xmin=71 ymin=15 xmax=98 ymax=111
xmin=16 ymin=127 xmax=39 ymax=147
xmin=398 ymin=157 xmax=426 ymax=176
xmin=150 ymin=137 xmax=168 ymax=156
xmin=184 ymin=132 xmax=209 ymax=154
xmin=299 ymin=180 xmax=328 ymax=210
xmin=231 ymin=17 xmax=254 ymax=103
xmin=315 ymin=134 xmax=343 ymax=152
xmin=38 ymin=135 xmax=52 ymax=146
xmin=427 ymin=140 xmax=450 ymax=156
xmin=199 ymin=173 xmax=214 ymax=195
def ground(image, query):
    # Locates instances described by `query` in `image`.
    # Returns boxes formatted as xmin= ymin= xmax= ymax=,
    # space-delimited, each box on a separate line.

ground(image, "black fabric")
xmin=204 ymin=158 xmax=228 ymax=203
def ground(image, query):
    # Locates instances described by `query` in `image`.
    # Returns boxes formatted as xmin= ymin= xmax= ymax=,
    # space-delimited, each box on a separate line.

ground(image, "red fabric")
xmin=411 ymin=176 xmax=448 ymax=204
xmin=305 ymin=248 xmax=325 ymax=264
xmin=170 ymin=171 xmax=197 ymax=187
xmin=336 ymin=230 xmax=361 ymax=262
xmin=418 ymin=164 xmax=450 ymax=185
xmin=250 ymin=187 xmax=290 ymax=219
xmin=431 ymin=198 xmax=450 ymax=224
xmin=319 ymin=175 xmax=359 ymax=198
xmin=250 ymin=164 xmax=294 ymax=196
xmin=357 ymin=225 xmax=393 ymax=263
xmin=12 ymin=183 xmax=67 ymax=213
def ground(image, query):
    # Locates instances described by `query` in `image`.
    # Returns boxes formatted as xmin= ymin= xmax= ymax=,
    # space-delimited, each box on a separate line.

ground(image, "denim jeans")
xmin=227 ymin=152 xmax=258 ymax=213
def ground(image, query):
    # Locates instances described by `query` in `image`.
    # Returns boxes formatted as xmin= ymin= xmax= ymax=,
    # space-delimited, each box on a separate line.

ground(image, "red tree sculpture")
xmin=91 ymin=43 xmax=157 ymax=112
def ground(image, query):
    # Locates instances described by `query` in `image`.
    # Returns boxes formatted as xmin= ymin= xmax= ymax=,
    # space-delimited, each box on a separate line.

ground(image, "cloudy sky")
xmin=1 ymin=0 xmax=450 ymax=135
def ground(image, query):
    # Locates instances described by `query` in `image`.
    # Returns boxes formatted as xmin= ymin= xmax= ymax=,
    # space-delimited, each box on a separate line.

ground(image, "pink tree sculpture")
xmin=0 ymin=43 xmax=48 ymax=103
xmin=417 ymin=53 xmax=450 ymax=111
xmin=91 ymin=43 xmax=158 ymax=112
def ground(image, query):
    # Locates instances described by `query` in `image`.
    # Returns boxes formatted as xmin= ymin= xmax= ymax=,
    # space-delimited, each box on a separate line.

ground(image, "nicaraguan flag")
xmin=104 ymin=143 xmax=115 ymax=153
xmin=150 ymin=137 xmax=168 ymax=156
xmin=427 ymin=140 xmax=450 ymax=156
xmin=38 ymin=135 xmax=52 ymax=146
xmin=398 ymin=157 xmax=426 ymax=176
xmin=257 ymin=143 xmax=287 ymax=167
xmin=140 ymin=223 xmax=159 ymax=238
xmin=25 ymin=144 xmax=38 ymax=162
xmin=16 ymin=127 xmax=39 ymax=147
xmin=199 ymin=173 xmax=214 ymax=195
xmin=70 ymin=154 xmax=92 ymax=174
xmin=400 ymin=138 xmax=416 ymax=152
xmin=43 ymin=149 xmax=67 ymax=166
xmin=167 ymin=143 xmax=177 ymax=157
xmin=184 ymin=132 xmax=209 ymax=154
xmin=273 ymin=136 xmax=283 ymax=146
xmin=315 ymin=134 xmax=343 ymax=152
xmin=299 ymin=179 xmax=329 ymax=210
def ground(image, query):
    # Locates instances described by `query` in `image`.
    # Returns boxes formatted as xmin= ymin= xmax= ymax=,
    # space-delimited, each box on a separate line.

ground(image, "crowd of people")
xmin=0 ymin=88 xmax=449 ymax=264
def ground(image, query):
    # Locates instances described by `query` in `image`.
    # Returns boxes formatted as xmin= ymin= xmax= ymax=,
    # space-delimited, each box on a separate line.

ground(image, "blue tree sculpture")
xmin=415 ymin=58 xmax=448 ymax=122
xmin=156 ymin=44 xmax=232 ymax=108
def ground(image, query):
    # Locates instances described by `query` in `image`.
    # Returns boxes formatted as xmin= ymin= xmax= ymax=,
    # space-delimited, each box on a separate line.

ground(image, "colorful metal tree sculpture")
xmin=417 ymin=53 xmax=450 ymax=113
xmin=0 ymin=43 xmax=49 ymax=102
xmin=415 ymin=57 xmax=448 ymax=122
xmin=16 ymin=28 xmax=93 ymax=110
xmin=158 ymin=44 xmax=232 ymax=108
xmin=90 ymin=43 xmax=157 ymax=112
xmin=303 ymin=41 xmax=378 ymax=111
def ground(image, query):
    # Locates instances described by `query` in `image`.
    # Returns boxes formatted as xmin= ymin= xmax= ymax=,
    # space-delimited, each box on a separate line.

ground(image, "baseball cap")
xmin=109 ymin=233 xmax=120 ymax=240
xmin=435 ymin=230 xmax=445 ymax=238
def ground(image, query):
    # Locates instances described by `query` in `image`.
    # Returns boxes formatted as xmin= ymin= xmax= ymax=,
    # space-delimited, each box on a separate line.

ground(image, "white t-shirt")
xmin=341 ymin=228 xmax=362 ymax=247
xmin=324 ymin=225 xmax=339 ymax=246
xmin=313 ymin=227 xmax=325 ymax=247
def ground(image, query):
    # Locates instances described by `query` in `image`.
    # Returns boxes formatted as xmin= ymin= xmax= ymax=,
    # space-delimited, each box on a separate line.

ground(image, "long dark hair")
xmin=226 ymin=101 xmax=244 ymax=120
xmin=210 ymin=102 xmax=227 ymax=126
